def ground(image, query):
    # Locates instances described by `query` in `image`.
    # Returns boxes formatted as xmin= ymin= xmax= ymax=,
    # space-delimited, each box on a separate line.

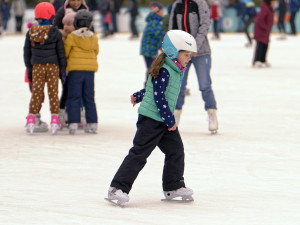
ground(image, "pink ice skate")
xmin=51 ymin=114 xmax=60 ymax=135
xmin=26 ymin=114 xmax=35 ymax=134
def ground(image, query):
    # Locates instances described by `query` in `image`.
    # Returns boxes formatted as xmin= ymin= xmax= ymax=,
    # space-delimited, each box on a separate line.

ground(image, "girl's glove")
xmin=60 ymin=69 xmax=67 ymax=84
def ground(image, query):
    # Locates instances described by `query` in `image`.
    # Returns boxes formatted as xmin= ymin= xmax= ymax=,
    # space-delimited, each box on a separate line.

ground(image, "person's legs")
xmin=192 ymin=55 xmax=217 ymax=110
xmin=67 ymin=71 xmax=83 ymax=123
xmin=175 ymin=61 xmax=192 ymax=110
xmin=110 ymin=116 xmax=166 ymax=194
xmin=290 ymin=12 xmax=296 ymax=35
xmin=45 ymin=64 xmax=60 ymax=115
xmin=82 ymin=72 xmax=97 ymax=123
xmin=158 ymin=128 xmax=185 ymax=191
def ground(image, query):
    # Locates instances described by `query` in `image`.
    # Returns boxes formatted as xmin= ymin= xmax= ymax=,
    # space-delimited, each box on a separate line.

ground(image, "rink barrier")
xmin=4 ymin=7 xmax=300 ymax=34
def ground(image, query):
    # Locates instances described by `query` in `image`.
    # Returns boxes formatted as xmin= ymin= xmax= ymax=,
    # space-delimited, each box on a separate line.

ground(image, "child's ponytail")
xmin=148 ymin=53 xmax=166 ymax=78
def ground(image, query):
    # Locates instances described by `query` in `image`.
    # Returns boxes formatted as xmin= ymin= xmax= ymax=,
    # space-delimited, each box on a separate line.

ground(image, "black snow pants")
xmin=110 ymin=115 xmax=186 ymax=194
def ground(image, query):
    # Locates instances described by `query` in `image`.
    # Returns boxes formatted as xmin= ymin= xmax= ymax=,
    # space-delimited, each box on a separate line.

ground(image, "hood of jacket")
xmin=145 ymin=13 xmax=163 ymax=23
xmin=70 ymin=28 xmax=96 ymax=50
xmin=29 ymin=24 xmax=52 ymax=43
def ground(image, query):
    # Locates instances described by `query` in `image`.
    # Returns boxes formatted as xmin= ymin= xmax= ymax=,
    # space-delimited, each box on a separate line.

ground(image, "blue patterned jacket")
xmin=140 ymin=13 xmax=165 ymax=58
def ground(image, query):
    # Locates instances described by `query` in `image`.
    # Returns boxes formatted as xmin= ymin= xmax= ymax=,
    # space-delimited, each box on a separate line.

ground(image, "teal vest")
xmin=138 ymin=57 xmax=183 ymax=122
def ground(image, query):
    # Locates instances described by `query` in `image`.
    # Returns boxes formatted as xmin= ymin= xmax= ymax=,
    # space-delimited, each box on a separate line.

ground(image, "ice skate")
xmin=84 ymin=123 xmax=98 ymax=134
xmin=262 ymin=62 xmax=271 ymax=68
xmin=207 ymin=109 xmax=218 ymax=134
xmin=253 ymin=61 xmax=264 ymax=68
xmin=58 ymin=109 xmax=67 ymax=129
xmin=78 ymin=108 xmax=86 ymax=129
xmin=50 ymin=114 xmax=60 ymax=135
xmin=245 ymin=42 xmax=252 ymax=48
xmin=26 ymin=114 xmax=36 ymax=134
xmin=174 ymin=109 xmax=182 ymax=125
xmin=105 ymin=187 xmax=129 ymax=207
xmin=69 ymin=123 xmax=78 ymax=135
xmin=162 ymin=187 xmax=194 ymax=202
xmin=34 ymin=113 xmax=48 ymax=132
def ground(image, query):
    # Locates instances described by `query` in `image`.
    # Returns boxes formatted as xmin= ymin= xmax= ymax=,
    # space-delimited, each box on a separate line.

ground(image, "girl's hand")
xmin=130 ymin=95 xmax=136 ymax=107
xmin=168 ymin=123 xmax=177 ymax=131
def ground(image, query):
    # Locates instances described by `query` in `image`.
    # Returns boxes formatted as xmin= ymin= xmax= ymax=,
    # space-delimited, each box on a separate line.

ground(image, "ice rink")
xmin=0 ymin=33 xmax=299 ymax=225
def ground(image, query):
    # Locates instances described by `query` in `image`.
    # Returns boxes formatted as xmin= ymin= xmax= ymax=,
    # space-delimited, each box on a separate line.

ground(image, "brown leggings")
xmin=29 ymin=64 xmax=59 ymax=115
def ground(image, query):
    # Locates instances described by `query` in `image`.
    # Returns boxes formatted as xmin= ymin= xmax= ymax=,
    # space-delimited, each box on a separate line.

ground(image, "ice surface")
xmin=0 ymin=33 xmax=299 ymax=225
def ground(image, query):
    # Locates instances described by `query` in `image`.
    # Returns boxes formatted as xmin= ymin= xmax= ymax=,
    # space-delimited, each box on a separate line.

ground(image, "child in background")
xmin=24 ymin=2 xmax=66 ymax=134
xmin=58 ymin=9 xmax=76 ymax=129
xmin=241 ymin=0 xmax=257 ymax=47
xmin=24 ymin=22 xmax=48 ymax=132
xmin=106 ymin=30 xmax=197 ymax=207
xmin=210 ymin=0 xmax=222 ymax=40
xmin=64 ymin=9 xmax=99 ymax=135
xmin=62 ymin=9 xmax=76 ymax=42
xmin=140 ymin=1 xmax=165 ymax=86
xmin=252 ymin=0 xmax=277 ymax=68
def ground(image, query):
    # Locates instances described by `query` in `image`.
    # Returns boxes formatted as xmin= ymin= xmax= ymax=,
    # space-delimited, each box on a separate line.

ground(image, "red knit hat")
xmin=35 ymin=2 xmax=55 ymax=20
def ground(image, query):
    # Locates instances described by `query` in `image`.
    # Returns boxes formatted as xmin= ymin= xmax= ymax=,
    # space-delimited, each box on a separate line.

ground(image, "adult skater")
xmin=169 ymin=0 xmax=219 ymax=134
xmin=106 ymin=30 xmax=196 ymax=207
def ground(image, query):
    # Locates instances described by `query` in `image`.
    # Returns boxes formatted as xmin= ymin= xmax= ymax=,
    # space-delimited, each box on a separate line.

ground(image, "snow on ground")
xmin=0 ymin=33 xmax=299 ymax=225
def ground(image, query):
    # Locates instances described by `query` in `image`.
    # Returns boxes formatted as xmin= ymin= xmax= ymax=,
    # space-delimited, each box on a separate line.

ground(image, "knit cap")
xmin=149 ymin=1 xmax=164 ymax=13
xmin=62 ymin=9 xmax=76 ymax=25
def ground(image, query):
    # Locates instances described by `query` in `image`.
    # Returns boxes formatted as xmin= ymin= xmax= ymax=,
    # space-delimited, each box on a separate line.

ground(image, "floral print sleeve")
xmin=133 ymin=89 xmax=145 ymax=103
xmin=153 ymin=68 xmax=176 ymax=128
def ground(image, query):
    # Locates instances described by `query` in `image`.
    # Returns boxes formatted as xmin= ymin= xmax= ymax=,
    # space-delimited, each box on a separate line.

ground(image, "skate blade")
xmin=210 ymin=130 xmax=217 ymax=134
xmin=104 ymin=198 xmax=125 ymax=208
xmin=161 ymin=197 xmax=194 ymax=202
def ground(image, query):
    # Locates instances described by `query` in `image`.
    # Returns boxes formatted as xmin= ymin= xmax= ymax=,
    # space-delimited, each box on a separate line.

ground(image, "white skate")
xmin=105 ymin=187 xmax=129 ymax=207
xmin=162 ymin=187 xmax=194 ymax=202
xmin=58 ymin=109 xmax=67 ymax=130
xmin=207 ymin=109 xmax=218 ymax=134
xmin=69 ymin=123 xmax=78 ymax=135
xmin=34 ymin=113 xmax=48 ymax=132
xmin=84 ymin=123 xmax=98 ymax=134
xmin=50 ymin=114 xmax=60 ymax=135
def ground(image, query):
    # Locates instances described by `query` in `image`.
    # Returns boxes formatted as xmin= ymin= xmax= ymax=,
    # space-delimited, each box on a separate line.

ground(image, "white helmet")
xmin=162 ymin=30 xmax=197 ymax=59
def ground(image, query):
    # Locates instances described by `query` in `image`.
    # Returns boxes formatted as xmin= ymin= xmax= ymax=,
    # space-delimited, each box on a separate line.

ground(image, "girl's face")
xmin=177 ymin=51 xmax=193 ymax=68
xmin=64 ymin=22 xmax=75 ymax=33
xmin=68 ymin=0 xmax=82 ymax=10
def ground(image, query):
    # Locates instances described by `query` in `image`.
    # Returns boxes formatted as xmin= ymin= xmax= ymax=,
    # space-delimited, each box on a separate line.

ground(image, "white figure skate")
xmin=84 ymin=123 xmax=98 ymax=134
xmin=162 ymin=187 xmax=194 ymax=202
xmin=34 ymin=113 xmax=48 ymax=132
xmin=105 ymin=187 xmax=129 ymax=208
xmin=69 ymin=123 xmax=78 ymax=135
xmin=207 ymin=109 xmax=218 ymax=134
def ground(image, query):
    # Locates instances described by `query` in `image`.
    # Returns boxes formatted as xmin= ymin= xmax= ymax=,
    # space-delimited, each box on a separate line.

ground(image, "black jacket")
xmin=23 ymin=25 xmax=66 ymax=70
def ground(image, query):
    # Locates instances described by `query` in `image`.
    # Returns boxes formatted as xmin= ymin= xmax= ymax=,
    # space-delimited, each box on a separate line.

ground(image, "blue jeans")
xmin=176 ymin=54 xmax=217 ymax=111
xmin=67 ymin=71 xmax=98 ymax=123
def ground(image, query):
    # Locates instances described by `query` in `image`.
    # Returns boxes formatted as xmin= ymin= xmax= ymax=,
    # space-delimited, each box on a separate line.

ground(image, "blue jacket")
xmin=140 ymin=13 xmax=165 ymax=58
xmin=0 ymin=1 xmax=10 ymax=20
xmin=290 ymin=0 xmax=300 ymax=13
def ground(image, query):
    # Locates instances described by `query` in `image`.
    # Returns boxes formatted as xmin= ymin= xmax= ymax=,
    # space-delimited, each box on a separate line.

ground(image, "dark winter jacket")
xmin=54 ymin=4 xmax=88 ymax=29
xmin=253 ymin=1 xmax=274 ymax=44
xmin=23 ymin=25 xmax=66 ymax=70
xmin=140 ymin=13 xmax=165 ymax=58
xmin=169 ymin=0 xmax=211 ymax=56
xmin=0 ymin=1 xmax=10 ymax=20
xmin=289 ymin=0 xmax=300 ymax=13
xmin=127 ymin=0 xmax=138 ymax=16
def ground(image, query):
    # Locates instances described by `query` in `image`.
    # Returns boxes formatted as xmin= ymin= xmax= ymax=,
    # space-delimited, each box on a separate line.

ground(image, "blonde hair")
xmin=148 ymin=53 xmax=166 ymax=78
